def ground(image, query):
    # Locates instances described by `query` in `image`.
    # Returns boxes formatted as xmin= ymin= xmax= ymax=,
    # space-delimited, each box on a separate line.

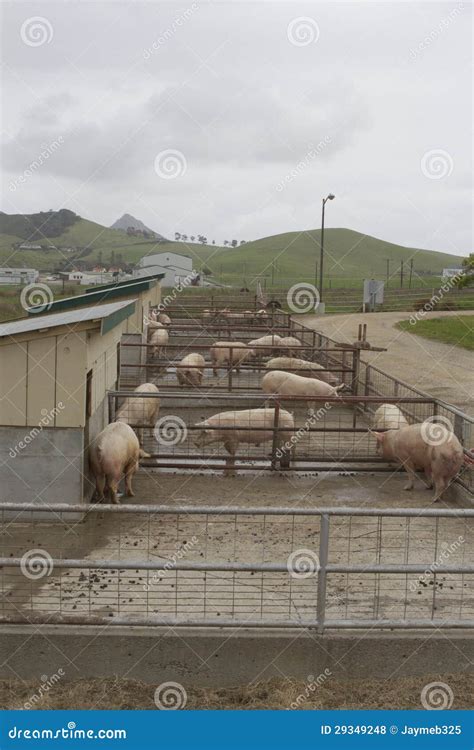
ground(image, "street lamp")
xmin=319 ymin=193 xmax=335 ymax=305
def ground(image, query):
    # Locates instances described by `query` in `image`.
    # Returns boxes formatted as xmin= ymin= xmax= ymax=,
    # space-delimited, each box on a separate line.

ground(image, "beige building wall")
xmin=0 ymin=333 xmax=86 ymax=428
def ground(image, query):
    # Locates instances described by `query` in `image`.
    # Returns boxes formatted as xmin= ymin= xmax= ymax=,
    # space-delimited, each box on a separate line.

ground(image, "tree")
xmin=231 ymin=239 xmax=238 ymax=248
xmin=212 ymin=240 xmax=215 ymax=245
xmin=175 ymin=232 xmax=181 ymax=241
xmin=455 ymin=254 xmax=473 ymax=287
xmin=240 ymin=240 xmax=246 ymax=245
xmin=190 ymin=236 xmax=195 ymax=242
xmin=181 ymin=234 xmax=188 ymax=242
xmin=223 ymin=240 xmax=228 ymax=246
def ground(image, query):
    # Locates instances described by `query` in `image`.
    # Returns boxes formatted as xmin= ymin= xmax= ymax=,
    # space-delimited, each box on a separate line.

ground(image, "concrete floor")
xmin=1 ymin=473 xmax=472 ymax=627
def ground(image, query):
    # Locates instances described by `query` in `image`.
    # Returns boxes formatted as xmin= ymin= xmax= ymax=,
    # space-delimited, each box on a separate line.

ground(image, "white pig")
xmin=115 ymin=383 xmax=160 ymax=446
xmin=176 ymin=353 xmax=206 ymax=387
xmin=210 ymin=341 xmax=255 ymax=376
xmin=193 ymin=407 xmax=295 ymax=474
xmin=149 ymin=327 xmax=169 ymax=358
xmin=277 ymin=336 xmax=304 ymax=357
xmin=261 ymin=370 xmax=344 ymax=416
xmin=266 ymin=357 xmax=340 ymax=386
xmin=373 ymin=423 xmax=464 ymax=501
xmin=89 ymin=422 xmax=147 ymax=504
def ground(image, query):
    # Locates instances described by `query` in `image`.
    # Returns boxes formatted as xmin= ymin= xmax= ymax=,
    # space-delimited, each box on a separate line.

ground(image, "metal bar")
xmin=2 ymin=557 xmax=471 ymax=574
xmin=317 ymin=514 xmax=329 ymax=633
xmin=108 ymin=391 xmax=435 ymax=403
xmin=2 ymin=503 xmax=473 ymax=517
xmin=0 ymin=613 xmax=472 ymax=629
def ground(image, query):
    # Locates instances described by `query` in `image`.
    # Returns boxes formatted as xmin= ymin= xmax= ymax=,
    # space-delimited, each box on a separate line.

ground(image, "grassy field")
xmin=397 ymin=315 xmax=474 ymax=350
xmin=0 ymin=213 xmax=464 ymax=288
xmin=0 ymin=284 xmax=81 ymax=322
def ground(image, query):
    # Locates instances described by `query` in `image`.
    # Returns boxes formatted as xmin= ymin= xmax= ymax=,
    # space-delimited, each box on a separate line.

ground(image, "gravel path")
xmin=301 ymin=310 xmax=474 ymax=416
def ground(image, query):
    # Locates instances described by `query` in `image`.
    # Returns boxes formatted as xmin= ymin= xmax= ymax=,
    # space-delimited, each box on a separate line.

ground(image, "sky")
xmin=1 ymin=0 xmax=472 ymax=256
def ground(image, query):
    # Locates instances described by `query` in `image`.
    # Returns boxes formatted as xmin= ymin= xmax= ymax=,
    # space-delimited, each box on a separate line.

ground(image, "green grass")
xmin=0 ymin=213 xmax=465 ymax=285
xmin=397 ymin=315 xmax=474 ymax=350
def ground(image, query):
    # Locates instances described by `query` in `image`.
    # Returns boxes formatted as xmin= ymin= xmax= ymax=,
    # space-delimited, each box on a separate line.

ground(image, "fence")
xmin=108 ymin=390 xmax=437 ymax=471
xmin=0 ymin=503 xmax=472 ymax=630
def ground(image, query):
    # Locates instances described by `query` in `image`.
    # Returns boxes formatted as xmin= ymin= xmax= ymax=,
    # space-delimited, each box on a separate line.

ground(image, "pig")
xmin=372 ymin=404 xmax=409 ymax=455
xmin=193 ymin=407 xmax=295 ymax=474
xmin=210 ymin=341 xmax=255 ymax=376
xmin=265 ymin=357 xmax=340 ymax=386
xmin=372 ymin=404 xmax=409 ymax=431
xmin=373 ymin=423 xmax=464 ymax=501
xmin=149 ymin=327 xmax=169 ymax=358
xmin=261 ymin=370 xmax=344 ymax=416
xmin=89 ymin=422 xmax=147 ymax=504
xmin=256 ymin=308 xmax=269 ymax=320
xmin=115 ymin=383 xmax=160 ymax=446
xmin=176 ymin=353 xmax=206 ymax=387
xmin=157 ymin=312 xmax=171 ymax=326
xmin=248 ymin=334 xmax=282 ymax=360
xmin=277 ymin=336 xmax=304 ymax=357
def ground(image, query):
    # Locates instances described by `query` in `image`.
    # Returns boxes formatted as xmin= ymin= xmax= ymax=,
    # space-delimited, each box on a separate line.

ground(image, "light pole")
xmin=319 ymin=193 xmax=335 ymax=304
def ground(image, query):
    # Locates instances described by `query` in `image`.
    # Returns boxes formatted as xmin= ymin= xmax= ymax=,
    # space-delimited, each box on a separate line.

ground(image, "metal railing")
xmin=1 ymin=503 xmax=472 ymax=630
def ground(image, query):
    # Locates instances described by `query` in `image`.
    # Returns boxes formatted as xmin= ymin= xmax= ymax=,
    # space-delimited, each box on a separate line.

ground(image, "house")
xmin=442 ymin=268 xmax=463 ymax=278
xmin=0 ymin=300 xmax=136 ymax=510
xmin=18 ymin=242 xmax=42 ymax=250
xmin=0 ymin=268 xmax=39 ymax=285
xmin=135 ymin=251 xmax=195 ymax=287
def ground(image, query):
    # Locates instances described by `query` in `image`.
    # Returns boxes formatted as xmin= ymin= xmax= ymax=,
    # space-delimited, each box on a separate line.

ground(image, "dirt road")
xmin=301 ymin=310 xmax=474 ymax=416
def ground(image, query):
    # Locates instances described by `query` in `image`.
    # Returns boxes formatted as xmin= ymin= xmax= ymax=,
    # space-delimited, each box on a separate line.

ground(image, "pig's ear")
xmin=372 ymin=431 xmax=385 ymax=443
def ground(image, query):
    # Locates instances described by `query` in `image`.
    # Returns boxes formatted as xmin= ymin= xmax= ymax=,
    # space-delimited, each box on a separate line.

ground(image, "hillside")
xmin=0 ymin=211 xmax=464 ymax=286
xmin=111 ymin=213 xmax=166 ymax=240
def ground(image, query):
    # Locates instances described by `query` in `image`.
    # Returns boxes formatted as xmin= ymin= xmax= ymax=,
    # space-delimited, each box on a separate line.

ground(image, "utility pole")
xmin=400 ymin=260 xmax=404 ymax=288
xmin=386 ymin=259 xmax=390 ymax=288
xmin=409 ymin=258 xmax=414 ymax=289
xmin=319 ymin=193 xmax=335 ymax=303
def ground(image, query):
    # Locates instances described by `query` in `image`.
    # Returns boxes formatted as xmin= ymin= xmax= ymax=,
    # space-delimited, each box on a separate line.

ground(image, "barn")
xmin=0 ymin=299 xmax=138 ymax=509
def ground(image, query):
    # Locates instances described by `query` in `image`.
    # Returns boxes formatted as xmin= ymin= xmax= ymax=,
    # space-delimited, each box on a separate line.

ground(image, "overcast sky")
xmin=1 ymin=1 xmax=472 ymax=255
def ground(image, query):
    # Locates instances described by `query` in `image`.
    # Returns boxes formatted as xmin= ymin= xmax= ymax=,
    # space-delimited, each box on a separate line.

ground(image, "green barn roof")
xmin=26 ymin=276 xmax=162 ymax=316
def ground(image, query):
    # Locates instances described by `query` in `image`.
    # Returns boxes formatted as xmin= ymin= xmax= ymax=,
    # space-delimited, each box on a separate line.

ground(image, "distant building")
xmin=442 ymin=268 xmax=463 ymax=278
xmin=0 ymin=267 xmax=39 ymax=285
xmin=18 ymin=242 xmax=42 ymax=250
xmin=135 ymin=252 xmax=195 ymax=287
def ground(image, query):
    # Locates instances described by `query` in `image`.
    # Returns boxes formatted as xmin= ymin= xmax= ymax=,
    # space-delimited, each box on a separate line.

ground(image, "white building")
xmin=442 ymin=268 xmax=463 ymax=278
xmin=135 ymin=251 xmax=195 ymax=287
xmin=0 ymin=268 xmax=39 ymax=285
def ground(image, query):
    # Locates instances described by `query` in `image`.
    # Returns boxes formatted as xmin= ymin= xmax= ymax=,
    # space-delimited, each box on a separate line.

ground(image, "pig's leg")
xmin=424 ymin=465 xmax=434 ymax=489
xmin=432 ymin=475 xmax=448 ymax=502
xmin=402 ymin=461 xmax=417 ymax=490
xmin=124 ymin=461 xmax=137 ymax=497
xmin=307 ymin=401 xmax=315 ymax=417
xmin=223 ymin=441 xmax=236 ymax=476
xmin=95 ymin=473 xmax=106 ymax=502
xmin=108 ymin=471 xmax=122 ymax=504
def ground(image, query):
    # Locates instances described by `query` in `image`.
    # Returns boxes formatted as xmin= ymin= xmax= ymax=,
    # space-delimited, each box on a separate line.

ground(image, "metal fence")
xmin=0 ymin=503 xmax=472 ymax=630
xmin=108 ymin=390 xmax=438 ymax=471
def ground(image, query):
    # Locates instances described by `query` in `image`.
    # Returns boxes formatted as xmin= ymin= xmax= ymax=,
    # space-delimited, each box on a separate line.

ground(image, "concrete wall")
xmin=0 ymin=627 xmax=471 ymax=686
xmin=0 ymin=426 xmax=83 ymax=507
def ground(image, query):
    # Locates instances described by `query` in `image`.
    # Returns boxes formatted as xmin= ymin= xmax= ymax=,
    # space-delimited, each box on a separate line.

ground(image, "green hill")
xmin=0 ymin=211 xmax=464 ymax=287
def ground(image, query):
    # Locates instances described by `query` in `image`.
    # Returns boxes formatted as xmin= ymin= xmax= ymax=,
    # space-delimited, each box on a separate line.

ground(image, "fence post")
xmin=270 ymin=399 xmax=281 ymax=471
xmin=108 ymin=392 xmax=115 ymax=424
xmin=228 ymin=348 xmax=233 ymax=392
xmin=317 ymin=513 xmax=329 ymax=633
